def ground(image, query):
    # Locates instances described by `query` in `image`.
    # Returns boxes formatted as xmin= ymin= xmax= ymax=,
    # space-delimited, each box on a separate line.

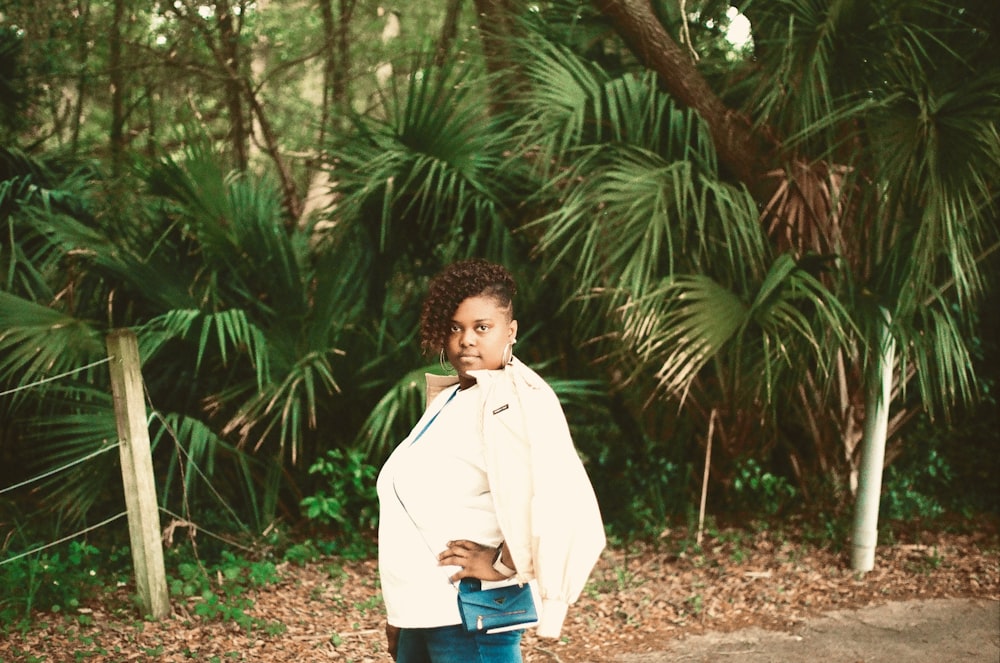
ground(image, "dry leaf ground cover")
xmin=2 ymin=521 xmax=997 ymax=663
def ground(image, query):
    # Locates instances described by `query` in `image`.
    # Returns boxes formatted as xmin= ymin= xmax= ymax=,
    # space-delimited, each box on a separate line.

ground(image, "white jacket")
xmin=425 ymin=357 xmax=606 ymax=638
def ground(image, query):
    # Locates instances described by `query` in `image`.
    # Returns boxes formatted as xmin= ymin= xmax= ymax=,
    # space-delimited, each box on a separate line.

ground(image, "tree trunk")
xmin=109 ymin=0 xmax=126 ymax=176
xmin=851 ymin=308 xmax=895 ymax=572
xmin=318 ymin=0 xmax=336 ymax=147
xmin=472 ymin=0 xmax=528 ymax=112
xmin=592 ymin=0 xmax=777 ymax=191
xmin=334 ymin=0 xmax=355 ymax=125
xmin=217 ymin=0 xmax=249 ymax=170
xmin=436 ymin=0 xmax=465 ymax=66
xmin=70 ymin=0 xmax=93 ymax=152
xmin=245 ymin=80 xmax=303 ymax=222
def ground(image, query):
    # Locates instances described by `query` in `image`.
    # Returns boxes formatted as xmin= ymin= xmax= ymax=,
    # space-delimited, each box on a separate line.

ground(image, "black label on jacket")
xmin=492 ymin=404 xmax=509 ymax=415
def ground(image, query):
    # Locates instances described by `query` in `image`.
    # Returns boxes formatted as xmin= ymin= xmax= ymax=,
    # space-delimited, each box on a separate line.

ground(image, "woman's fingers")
xmin=438 ymin=540 xmax=504 ymax=581
xmin=438 ymin=539 xmax=485 ymax=562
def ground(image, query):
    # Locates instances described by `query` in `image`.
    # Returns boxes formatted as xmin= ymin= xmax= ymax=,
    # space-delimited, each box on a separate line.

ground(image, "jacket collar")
xmin=424 ymin=356 xmax=535 ymax=408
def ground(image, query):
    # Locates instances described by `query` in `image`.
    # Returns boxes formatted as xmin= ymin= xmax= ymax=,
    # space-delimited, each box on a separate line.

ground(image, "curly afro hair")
xmin=419 ymin=259 xmax=517 ymax=354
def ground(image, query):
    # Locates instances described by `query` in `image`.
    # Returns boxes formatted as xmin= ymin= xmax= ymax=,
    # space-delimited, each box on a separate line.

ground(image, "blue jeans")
xmin=395 ymin=624 xmax=523 ymax=663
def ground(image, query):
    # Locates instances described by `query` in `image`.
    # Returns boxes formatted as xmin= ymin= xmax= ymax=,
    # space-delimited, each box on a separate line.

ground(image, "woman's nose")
xmin=460 ymin=329 xmax=476 ymax=346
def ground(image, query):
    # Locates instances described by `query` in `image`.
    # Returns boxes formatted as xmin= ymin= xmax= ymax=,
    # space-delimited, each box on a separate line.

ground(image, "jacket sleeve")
xmin=519 ymin=380 xmax=606 ymax=639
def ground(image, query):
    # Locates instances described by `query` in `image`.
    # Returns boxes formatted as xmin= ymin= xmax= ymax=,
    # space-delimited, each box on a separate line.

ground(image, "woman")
xmin=376 ymin=259 xmax=605 ymax=662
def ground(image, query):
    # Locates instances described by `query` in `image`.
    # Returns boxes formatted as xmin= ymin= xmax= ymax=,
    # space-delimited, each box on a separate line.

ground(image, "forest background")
xmin=0 ymin=0 xmax=998 ymax=636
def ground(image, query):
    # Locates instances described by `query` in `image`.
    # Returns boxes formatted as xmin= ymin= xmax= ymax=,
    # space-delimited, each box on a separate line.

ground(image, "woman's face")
xmin=445 ymin=295 xmax=518 ymax=389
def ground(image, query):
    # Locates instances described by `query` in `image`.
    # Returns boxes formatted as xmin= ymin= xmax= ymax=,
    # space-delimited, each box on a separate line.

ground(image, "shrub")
xmin=300 ymin=448 xmax=378 ymax=558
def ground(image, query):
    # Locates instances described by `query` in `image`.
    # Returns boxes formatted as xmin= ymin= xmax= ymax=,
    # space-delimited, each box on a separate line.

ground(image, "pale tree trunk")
xmin=375 ymin=8 xmax=399 ymax=92
xmin=851 ymin=309 xmax=895 ymax=572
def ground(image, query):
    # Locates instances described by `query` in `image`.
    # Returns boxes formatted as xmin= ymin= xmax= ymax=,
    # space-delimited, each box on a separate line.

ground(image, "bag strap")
xmin=408 ymin=385 xmax=459 ymax=446
xmin=393 ymin=385 xmax=462 ymax=590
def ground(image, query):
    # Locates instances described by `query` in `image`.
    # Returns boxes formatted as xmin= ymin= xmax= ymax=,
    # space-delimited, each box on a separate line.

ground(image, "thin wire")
xmin=147 ymin=409 xmax=249 ymax=533
xmin=158 ymin=507 xmax=256 ymax=553
xmin=0 ymin=357 xmax=112 ymax=398
xmin=0 ymin=443 xmax=121 ymax=495
xmin=0 ymin=512 xmax=128 ymax=567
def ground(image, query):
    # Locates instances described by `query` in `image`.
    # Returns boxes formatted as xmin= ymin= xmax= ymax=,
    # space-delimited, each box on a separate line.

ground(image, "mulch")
xmin=2 ymin=523 xmax=997 ymax=662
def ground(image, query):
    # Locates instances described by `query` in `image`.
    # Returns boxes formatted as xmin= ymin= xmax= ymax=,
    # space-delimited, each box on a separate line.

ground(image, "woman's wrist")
xmin=491 ymin=541 xmax=517 ymax=578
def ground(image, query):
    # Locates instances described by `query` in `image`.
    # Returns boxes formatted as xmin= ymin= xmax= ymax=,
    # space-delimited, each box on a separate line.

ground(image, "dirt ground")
xmin=613 ymin=598 xmax=999 ymax=663
xmin=1 ymin=525 xmax=997 ymax=662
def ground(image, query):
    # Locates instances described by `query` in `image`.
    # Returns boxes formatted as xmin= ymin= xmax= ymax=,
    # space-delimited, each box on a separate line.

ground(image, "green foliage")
xmin=167 ymin=550 xmax=282 ymax=632
xmin=881 ymin=458 xmax=949 ymax=523
xmin=300 ymin=449 xmax=379 ymax=559
xmin=281 ymin=540 xmax=325 ymax=566
xmin=880 ymin=412 xmax=975 ymax=523
xmin=731 ymin=458 xmax=798 ymax=516
xmin=354 ymin=365 xmax=439 ymax=459
xmin=0 ymin=541 xmax=121 ymax=628
xmin=323 ymin=52 xmax=532 ymax=328
xmin=599 ymin=451 xmax=688 ymax=543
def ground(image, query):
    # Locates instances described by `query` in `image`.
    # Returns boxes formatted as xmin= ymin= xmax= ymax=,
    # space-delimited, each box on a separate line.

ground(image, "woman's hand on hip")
xmin=438 ymin=539 xmax=509 ymax=582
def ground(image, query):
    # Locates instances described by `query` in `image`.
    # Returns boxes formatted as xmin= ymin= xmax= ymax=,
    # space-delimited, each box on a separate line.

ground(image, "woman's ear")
xmin=509 ymin=319 xmax=518 ymax=342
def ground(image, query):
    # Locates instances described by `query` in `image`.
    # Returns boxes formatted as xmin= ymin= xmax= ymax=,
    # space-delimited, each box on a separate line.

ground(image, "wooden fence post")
xmin=106 ymin=329 xmax=170 ymax=619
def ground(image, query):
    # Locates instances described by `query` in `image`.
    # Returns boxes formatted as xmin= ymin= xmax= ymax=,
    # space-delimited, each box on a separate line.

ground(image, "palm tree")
xmin=506 ymin=0 xmax=998 ymax=523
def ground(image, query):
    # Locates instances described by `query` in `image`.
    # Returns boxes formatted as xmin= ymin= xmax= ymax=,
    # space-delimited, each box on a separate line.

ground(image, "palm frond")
xmin=1 ymin=148 xmax=100 ymax=303
xmin=512 ymin=37 xmax=610 ymax=164
xmin=617 ymin=274 xmax=746 ymax=400
xmin=531 ymin=141 xmax=763 ymax=328
xmin=739 ymin=253 xmax=854 ymax=402
xmin=29 ymin=203 xmax=195 ymax=311
xmin=893 ymin=295 xmax=977 ymax=412
xmin=329 ymin=55 xmax=522 ymax=266
xmin=532 ymin=147 xmax=686 ymax=298
xmin=0 ymin=292 xmax=104 ymax=405
xmin=354 ymin=365 xmax=434 ymax=459
xmin=870 ymin=68 xmax=1000 ymax=311
xmin=220 ymin=349 xmax=340 ymax=466
xmin=140 ymin=309 xmax=271 ymax=387
xmin=17 ymin=386 xmax=118 ymax=522
xmin=610 ymin=250 xmax=851 ymax=407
